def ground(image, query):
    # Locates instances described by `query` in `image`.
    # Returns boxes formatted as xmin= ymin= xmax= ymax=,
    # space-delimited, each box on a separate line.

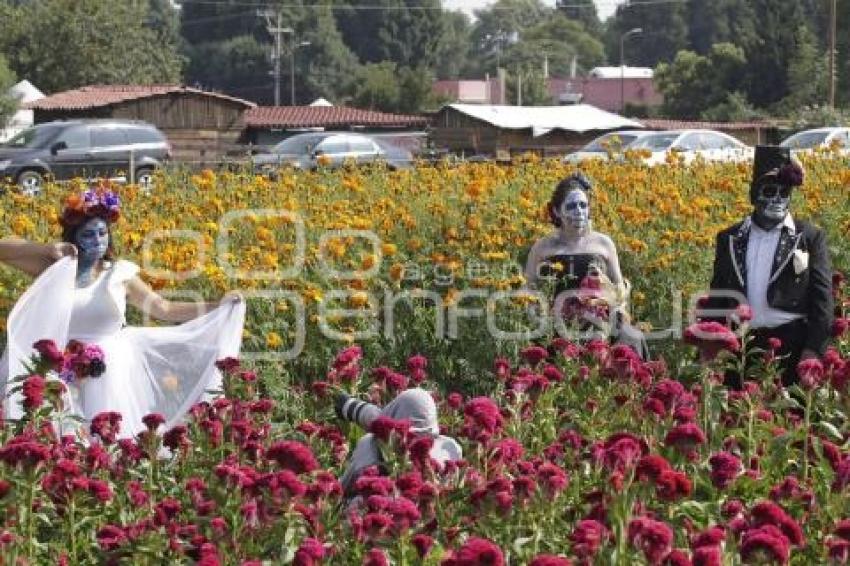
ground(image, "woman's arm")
xmin=523 ymin=240 xmax=544 ymax=289
xmin=126 ymin=276 xmax=241 ymax=323
xmin=0 ymin=237 xmax=77 ymax=277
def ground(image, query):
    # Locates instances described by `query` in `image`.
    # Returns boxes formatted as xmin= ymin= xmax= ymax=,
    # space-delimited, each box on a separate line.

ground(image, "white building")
xmin=0 ymin=80 xmax=45 ymax=142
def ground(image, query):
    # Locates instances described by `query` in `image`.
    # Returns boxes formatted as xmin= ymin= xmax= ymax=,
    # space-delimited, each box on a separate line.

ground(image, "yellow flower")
xmin=381 ymin=243 xmax=397 ymax=257
xmin=389 ymin=263 xmax=405 ymax=281
xmin=348 ymin=291 xmax=370 ymax=308
xmin=266 ymin=331 xmax=283 ymax=348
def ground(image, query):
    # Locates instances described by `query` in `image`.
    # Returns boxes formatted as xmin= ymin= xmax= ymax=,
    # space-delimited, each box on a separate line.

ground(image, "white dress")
xmin=0 ymin=257 xmax=246 ymax=438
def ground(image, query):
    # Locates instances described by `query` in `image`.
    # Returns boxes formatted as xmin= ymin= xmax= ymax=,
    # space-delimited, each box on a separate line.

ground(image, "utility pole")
xmin=828 ymin=0 xmax=837 ymax=108
xmin=258 ymin=9 xmax=289 ymax=106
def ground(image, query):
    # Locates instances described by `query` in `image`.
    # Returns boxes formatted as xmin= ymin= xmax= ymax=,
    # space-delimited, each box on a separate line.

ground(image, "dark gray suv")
xmin=0 ymin=120 xmax=171 ymax=194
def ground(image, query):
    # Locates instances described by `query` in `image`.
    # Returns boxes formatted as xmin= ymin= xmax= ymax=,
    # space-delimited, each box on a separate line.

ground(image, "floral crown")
xmin=60 ymin=187 xmax=121 ymax=229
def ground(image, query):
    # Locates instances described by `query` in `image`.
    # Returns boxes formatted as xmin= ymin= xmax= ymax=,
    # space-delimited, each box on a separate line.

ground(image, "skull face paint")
xmin=558 ymin=188 xmax=590 ymax=233
xmin=75 ymin=217 xmax=110 ymax=261
xmin=754 ymin=183 xmax=791 ymax=226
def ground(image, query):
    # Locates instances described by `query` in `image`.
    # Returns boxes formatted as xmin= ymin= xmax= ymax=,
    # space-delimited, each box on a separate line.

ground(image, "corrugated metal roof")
xmin=244 ymin=106 xmax=429 ymax=129
xmin=444 ymin=103 xmax=644 ymax=136
xmin=25 ymin=85 xmax=256 ymax=110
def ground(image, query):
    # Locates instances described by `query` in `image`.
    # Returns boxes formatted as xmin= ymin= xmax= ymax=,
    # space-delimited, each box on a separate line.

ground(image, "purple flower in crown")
xmin=778 ymin=162 xmax=804 ymax=187
xmin=102 ymin=191 xmax=121 ymax=210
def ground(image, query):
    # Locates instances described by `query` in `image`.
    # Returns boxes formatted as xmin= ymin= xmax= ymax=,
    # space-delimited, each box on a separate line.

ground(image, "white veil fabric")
xmin=1 ymin=257 xmax=246 ymax=437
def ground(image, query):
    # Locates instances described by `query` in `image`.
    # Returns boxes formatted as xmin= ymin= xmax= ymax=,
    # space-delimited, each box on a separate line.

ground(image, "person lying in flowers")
xmin=701 ymin=145 xmax=833 ymax=387
xmin=0 ymin=186 xmax=245 ymax=438
xmin=524 ymin=172 xmax=648 ymax=359
xmin=334 ymin=388 xmax=462 ymax=496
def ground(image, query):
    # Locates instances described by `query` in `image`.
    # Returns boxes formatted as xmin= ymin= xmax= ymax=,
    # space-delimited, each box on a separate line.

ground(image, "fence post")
xmin=129 ymin=149 xmax=135 ymax=185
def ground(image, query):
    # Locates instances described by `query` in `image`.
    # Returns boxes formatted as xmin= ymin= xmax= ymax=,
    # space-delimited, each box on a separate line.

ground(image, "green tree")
xmin=298 ymin=5 xmax=361 ymax=104
xmin=686 ymin=0 xmax=759 ymax=55
xmin=433 ymin=11 xmax=473 ymax=79
xmin=505 ymin=66 xmax=550 ymax=106
xmin=519 ymin=14 xmax=605 ymax=76
xmin=4 ymin=0 xmax=182 ymax=93
xmin=604 ymin=2 xmax=689 ymax=67
xmin=468 ymin=0 xmax=551 ymax=75
xmin=334 ymin=0 xmax=445 ymax=69
xmin=184 ymin=35 xmax=270 ymax=101
xmin=0 ymin=54 xmax=17 ymax=127
xmin=655 ymin=42 xmax=747 ymax=119
xmin=556 ymin=0 xmax=603 ymax=36
xmin=775 ymin=24 xmax=829 ymax=114
xmin=346 ymin=62 xmax=401 ymax=111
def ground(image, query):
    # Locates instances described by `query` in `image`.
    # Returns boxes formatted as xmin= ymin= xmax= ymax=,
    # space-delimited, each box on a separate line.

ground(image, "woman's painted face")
xmin=558 ymin=189 xmax=590 ymax=231
xmin=75 ymin=218 xmax=109 ymax=260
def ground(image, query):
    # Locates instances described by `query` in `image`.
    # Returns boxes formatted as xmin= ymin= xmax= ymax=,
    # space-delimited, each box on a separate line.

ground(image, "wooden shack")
xmin=431 ymin=103 xmax=645 ymax=157
xmin=27 ymin=85 xmax=255 ymax=167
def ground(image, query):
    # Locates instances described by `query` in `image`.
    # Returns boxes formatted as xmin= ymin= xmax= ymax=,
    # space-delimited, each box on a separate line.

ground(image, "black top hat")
xmin=751 ymin=145 xmax=803 ymax=187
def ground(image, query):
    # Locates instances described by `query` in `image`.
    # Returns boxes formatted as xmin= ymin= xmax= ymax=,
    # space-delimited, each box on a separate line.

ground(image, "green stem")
xmin=68 ymin=497 xmax=77 ymax=564
xmin=802 ymin=390 xmax=813 ymax=482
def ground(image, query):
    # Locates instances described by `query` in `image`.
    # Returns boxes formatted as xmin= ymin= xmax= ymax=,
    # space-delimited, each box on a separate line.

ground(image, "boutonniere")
xmin=793 ymin=249 xmax=809 ymax=274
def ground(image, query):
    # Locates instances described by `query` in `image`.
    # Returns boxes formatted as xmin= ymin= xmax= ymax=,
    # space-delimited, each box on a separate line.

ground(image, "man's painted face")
xmin=558 ymin=189 xmax=590 ymax=231
xmin=754 ymin=182 xmax=791 ymax=224
xmin=75 ymin=218 xmax=109 ymax=260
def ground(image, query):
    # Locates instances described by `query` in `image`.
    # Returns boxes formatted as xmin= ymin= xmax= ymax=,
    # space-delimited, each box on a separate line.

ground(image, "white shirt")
xmin=745 ymin=215 xmax=804 ymax=328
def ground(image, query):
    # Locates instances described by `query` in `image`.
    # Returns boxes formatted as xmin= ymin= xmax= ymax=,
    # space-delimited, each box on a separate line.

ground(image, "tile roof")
xmin=641 ymin=118 xmax=778 ymax=131
xmin=244 ymin=106 xmax=429 ymax=129
xmin=25 ymin=85 xmax=256 ymax=110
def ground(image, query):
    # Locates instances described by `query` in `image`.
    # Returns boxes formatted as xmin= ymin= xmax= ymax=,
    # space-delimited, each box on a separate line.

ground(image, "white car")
xmin=780 ymin=127 xmax=850 ymax=155
xmin=563 ymin=130 xmax=653 ymax=163
xmin=628 ymin=129 xmax=754 ymax=166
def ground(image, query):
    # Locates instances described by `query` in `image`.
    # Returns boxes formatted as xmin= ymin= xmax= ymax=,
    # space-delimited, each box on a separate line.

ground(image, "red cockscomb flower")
xmin=266 ymin=441 xmax=319 ymax=475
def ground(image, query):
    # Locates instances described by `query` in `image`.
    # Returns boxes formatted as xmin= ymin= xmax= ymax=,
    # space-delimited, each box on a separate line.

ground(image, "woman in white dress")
xmin=0 ymin=188 xmax=246 ymax=438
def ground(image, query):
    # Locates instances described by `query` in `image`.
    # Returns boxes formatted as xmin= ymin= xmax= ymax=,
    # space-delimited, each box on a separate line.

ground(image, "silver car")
xmin=562 ymin=130 xmax=652 ymax=164
xmin=252 ymin=132 xmax=412 ymax=174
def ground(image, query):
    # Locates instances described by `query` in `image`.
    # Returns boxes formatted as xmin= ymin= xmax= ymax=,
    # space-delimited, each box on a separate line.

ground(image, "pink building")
xmin=433 ymin=68 xmax=662 ymax=113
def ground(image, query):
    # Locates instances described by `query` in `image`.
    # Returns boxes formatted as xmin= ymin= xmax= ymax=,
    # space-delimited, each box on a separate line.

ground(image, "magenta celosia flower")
xmin=739 ymin=525 xmax=790 ymax=564
xmin=21 ymin=374 xmax=46 ymax=411
xmin=90 ymin=411 xmax=122 ymax=445
xmin=664 ymin=422 xmax=706 ymax=451
xmin=362 ymin=547 xmax=389 ymax=566
xmin=684 ymin=321 xmax=740 ymax=362
xmin=797 ymin=358 xmax=825 ymax=390
xmin=412 ymin=533 xmax=434 ymax=558
xmin=142 ymin=413 xmax=166 ymax=431
xmin=628 ymin=517 xmax=674 ymax=565
xmin=571 ymin=520 xmax=608 ymax=559
xmin=537 ymin=462 xmax=569 ymax=495
xmin=452 ymin=536 xmax=505 ymax=566
xmin=709 ymin=452 xmax=742 ymax=489
xmin=463 ymin=396 xmax=504 ymax=437
xmin=749 ymin=501 xmax=805 ymax=547
xmin=636 ymin=454 xmax=671 ymax=483
xmin=692 ymin=545 xmax=722 ymax=566
xmin=655 ymin=469 xmax=692 ymax=502
xmin=96 ymin=525 xmax=128 ymax=551
xmin=369 ymin=416 xmax=411 ymax=443
xmin=266 ymin=441 xmax=319 ymax=475
xmin=520 ymin=345 xmax=549 ymax=366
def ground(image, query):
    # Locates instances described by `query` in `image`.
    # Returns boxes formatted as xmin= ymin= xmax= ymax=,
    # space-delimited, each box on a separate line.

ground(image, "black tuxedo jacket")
xmin=706 ymin=216 xmax=833 ymax=355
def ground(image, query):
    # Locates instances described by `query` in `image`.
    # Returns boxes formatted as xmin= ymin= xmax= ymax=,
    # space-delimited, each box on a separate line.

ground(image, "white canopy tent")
xmin=445 ymin=103 xmax=644 ymax=138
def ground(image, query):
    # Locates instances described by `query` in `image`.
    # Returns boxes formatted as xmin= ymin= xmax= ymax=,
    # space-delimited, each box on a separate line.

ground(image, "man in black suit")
xmin=704 ymin=145 xmax=833 ymax=387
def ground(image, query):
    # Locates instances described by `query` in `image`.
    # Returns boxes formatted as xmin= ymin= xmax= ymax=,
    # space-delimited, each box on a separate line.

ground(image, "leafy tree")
xmin=655 ymin=42 xmax=747 ymax=119
xmin=346 ymin=62 xmax=401 ymax=111
xmin=604 ymin=2 xmax=689 ymax=67
xmin=0 ymin=54 xmax=17 ymax=127
xmin=686 ymin=0 xmax=759 ymax=55
xmin=555 ymin=0 xmax=603 ymax=36
xmin=433 ymin=10 xmax=473 ymax=79
xmin=519 ymin=14 xmax=605 ymax=76
xmin=3 ymin=0 xmax=182 ymax=93
xmin=505 ymin=66 xmax=550 ymax=106
xmin=699 ymin=92 xmax=765 ymax=122
xmin=774 ymin=25 xmax=829 ymax=114
xmin=184 ymin=36 xmax=270 ymax=101
xmin=298 ymin=4 xmax=361 ymax=104
xmin=468 ymin=0 xmax=551 ymax=74
xmin=334 ymin=0 xmax=445 ymax=69
xmin=179 ymin=0 xmax=265 ymax=45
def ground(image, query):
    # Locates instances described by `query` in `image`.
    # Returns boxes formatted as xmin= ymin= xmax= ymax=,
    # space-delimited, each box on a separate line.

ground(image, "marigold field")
xmin=1 ymin=153 xmax=850 ymax=565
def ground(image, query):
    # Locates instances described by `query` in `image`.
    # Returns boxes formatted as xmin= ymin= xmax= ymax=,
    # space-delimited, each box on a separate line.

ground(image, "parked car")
xmin=0 ymin=120 xmax=171 ymax=195
xmin=627 ymin=129 xmax=753 ymax=166
xmin=562 ymin=130 xmax=653 ymax=164
xmin=252 ymin=132 xmax=412 ymax=175
xmin=780 ymin=127 xmax=850 ymax=155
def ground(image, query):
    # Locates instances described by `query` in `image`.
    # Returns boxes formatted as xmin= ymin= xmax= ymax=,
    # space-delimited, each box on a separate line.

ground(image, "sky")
xmin=442 ymin=0 xmax=626 ymax=21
